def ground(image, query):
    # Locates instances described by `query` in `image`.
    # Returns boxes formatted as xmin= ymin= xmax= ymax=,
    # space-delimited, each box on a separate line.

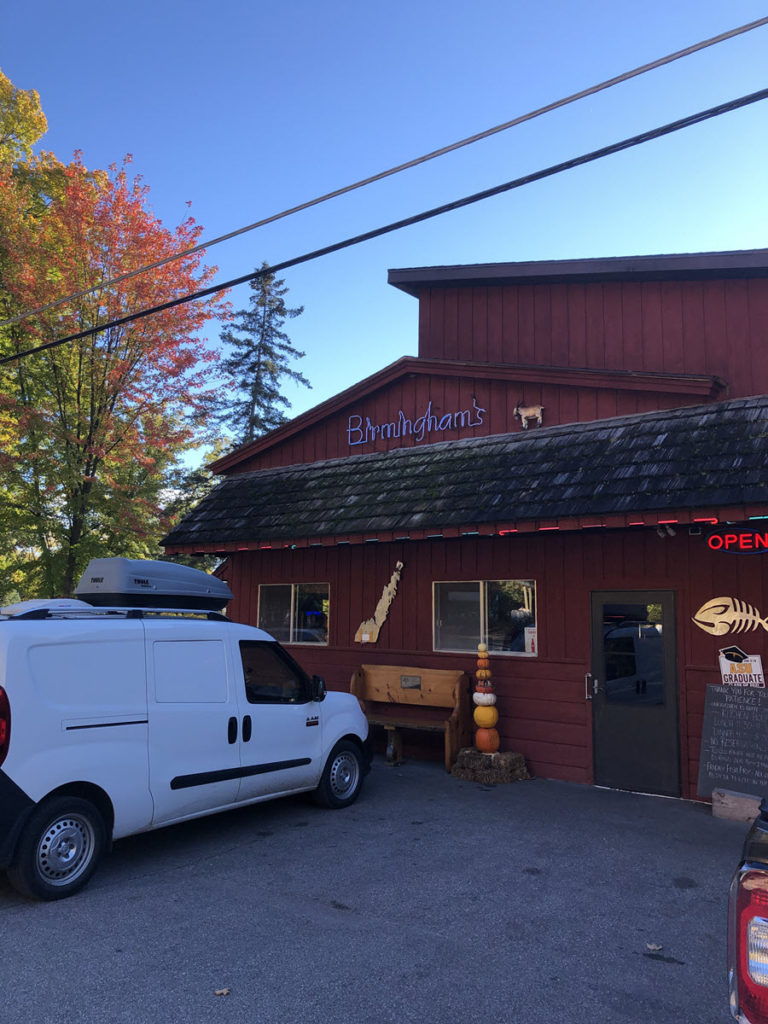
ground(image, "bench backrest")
xmin=351 ymin=664 xmax=469 ymax=709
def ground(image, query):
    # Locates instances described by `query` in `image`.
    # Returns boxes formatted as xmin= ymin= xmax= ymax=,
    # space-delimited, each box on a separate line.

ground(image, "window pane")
xmin=240 ymin=642 xmax=305 ymax=703
xmin=486 ymin=580 xmax=537 ymax=654
xmin=602 ymin=604 xmax=663 ymax=704
xmin=258 ymin=585 xmax=292 ymax=642
xmin=292 ymin=584 xmax=329 ymax=644
xmin=434 ymin=582 xmax=481 ymax=651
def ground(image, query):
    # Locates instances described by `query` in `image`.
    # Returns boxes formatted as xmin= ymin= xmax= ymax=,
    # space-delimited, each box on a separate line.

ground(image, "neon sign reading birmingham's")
xmin=348 ymin=397 xmax=486 ymax=446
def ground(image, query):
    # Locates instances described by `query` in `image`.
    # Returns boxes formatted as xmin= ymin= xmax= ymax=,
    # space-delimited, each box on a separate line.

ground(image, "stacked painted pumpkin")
xmin=473 ymin=642 xmax=500 ymax=753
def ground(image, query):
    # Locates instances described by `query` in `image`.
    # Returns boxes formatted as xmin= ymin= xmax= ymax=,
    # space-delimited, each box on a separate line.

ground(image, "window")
xmin=257 ymin=583 xmax=329 ymax=644
xmin=239 ymin=641 xmax=309 ymax=704
xmin=433 ymin=580 xmax=537 ymax=655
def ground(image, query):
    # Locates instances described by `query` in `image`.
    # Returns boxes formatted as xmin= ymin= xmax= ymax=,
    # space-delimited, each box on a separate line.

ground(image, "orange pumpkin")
xmin=476 ymin=657 xmax=490 ymax=670
xmin=476 ymin=669 xmax=492 ymax=681
xmin=475 ymin=727 xmax=500 ymax=753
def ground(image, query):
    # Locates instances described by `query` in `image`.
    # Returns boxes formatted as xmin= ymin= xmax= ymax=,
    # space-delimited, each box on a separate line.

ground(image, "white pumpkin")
xmin=472 ymin=691 xmax=497 ymax=706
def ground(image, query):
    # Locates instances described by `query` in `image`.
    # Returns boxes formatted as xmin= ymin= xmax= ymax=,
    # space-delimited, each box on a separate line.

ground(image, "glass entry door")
xmin=590 ymin=591 xmax=680 ymax=796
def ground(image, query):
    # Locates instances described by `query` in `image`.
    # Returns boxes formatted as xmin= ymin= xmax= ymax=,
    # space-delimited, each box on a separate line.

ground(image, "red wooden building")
xmin=164 ymin=249 xmax=768 ymax=799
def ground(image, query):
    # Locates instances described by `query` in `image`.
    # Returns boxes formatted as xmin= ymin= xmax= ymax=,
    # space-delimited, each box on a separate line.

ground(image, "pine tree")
xmin=218 ymin=264 xmax=309 ymax=445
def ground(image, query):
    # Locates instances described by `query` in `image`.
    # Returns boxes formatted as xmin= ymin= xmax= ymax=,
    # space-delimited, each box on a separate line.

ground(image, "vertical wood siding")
xmin=221 ymin=530 xmax=763 ymax=797
xmin=224 ymin=275 xmax=753 ymax=475
xmin=417 ymin=280 xmax=768 ymax=396
xmin=230 ymin=373 xmax=710 ymax=472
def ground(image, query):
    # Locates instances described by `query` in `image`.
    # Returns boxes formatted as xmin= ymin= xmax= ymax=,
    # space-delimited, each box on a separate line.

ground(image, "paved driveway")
xmin=0 ymin=759 xmax=747 ymax=1024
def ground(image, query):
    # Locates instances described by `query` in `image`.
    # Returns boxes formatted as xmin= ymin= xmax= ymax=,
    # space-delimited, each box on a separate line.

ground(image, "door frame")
xmin=590 ymin=590 xmax=681 ymax=796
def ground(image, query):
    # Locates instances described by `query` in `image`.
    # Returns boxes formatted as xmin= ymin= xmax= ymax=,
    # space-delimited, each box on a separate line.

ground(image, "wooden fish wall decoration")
xmin=692 ymin=597 xmax=768 ymax=636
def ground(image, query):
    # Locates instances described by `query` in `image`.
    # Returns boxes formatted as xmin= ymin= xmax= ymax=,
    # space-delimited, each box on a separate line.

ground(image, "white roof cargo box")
xmin=75 ymin=558 xmax=233 ymax=611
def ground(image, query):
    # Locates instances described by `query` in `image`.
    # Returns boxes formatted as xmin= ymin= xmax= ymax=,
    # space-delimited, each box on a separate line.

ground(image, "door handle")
xmin=585 ymin=673 xmax=601 ymax=700
xmin=242 ymin=715 xmax=252 ymax=742
xmin=227 ymin=716 xmax=237 ymax=744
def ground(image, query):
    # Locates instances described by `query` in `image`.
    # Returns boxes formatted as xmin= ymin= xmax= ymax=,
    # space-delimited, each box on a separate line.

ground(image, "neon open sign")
xmin=707 ymin=527 xmax=768 ymax=553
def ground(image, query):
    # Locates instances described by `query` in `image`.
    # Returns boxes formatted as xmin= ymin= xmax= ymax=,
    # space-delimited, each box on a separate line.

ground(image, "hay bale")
xmin=451 ymin=747 xmax=531 ymax=785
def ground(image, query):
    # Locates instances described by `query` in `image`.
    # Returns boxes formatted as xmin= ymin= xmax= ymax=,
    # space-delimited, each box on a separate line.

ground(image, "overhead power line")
xmin=1 ymin=15 xmax=766 ymax=332
xmin=2 ymin=86 xmax=766 ymax=369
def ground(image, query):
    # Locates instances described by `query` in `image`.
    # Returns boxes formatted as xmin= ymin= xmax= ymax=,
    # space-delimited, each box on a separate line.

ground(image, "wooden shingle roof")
xmin=163 ymin=397 xmax=768 ymax=552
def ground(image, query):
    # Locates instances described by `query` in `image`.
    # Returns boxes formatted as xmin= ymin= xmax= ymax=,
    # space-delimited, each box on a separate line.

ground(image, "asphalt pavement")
xmin=0 ymin=758 xmax=748 ymax=1024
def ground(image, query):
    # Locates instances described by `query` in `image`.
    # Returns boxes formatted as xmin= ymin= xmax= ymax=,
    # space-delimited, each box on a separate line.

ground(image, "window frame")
xmin=432 ymin=579 xmax=538 ymax=657
xmin=257 ymin=582 xmax=330 ymax=646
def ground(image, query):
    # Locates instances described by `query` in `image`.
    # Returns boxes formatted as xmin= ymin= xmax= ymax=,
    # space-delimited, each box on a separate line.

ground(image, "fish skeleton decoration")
xmin=692 ymin=597 xmax=768 ymax=636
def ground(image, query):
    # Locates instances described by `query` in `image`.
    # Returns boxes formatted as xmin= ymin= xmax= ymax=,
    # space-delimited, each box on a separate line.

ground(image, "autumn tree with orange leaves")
xmin=0 ymin=138 xmax=224 ymax=598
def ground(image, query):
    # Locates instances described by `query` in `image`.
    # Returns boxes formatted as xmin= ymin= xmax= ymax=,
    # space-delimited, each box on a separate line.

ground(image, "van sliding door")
xmin=147 ymin=631 xmax=240 ymax=823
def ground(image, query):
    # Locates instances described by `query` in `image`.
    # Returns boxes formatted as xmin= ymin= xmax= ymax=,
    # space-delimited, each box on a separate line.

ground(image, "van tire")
xmin=8 ymin=796 xmax=106 ymax=900
xmin=313 ymin=741 xmax=363 ymax=808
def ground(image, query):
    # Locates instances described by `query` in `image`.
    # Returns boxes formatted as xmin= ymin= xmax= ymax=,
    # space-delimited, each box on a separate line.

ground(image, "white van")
xmin=0 ymin=559 xmax=370 ymax=900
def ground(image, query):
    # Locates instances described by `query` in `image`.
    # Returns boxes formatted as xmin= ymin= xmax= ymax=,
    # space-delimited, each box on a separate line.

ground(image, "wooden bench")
xmin=350 ymin=664 xmax=471 ymax=771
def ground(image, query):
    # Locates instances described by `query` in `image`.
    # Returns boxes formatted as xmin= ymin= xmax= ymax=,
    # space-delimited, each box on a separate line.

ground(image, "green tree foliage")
xmin=160 ymin=438 xmax=229 ymax=572
xmin=0 ymin=68 xmax=47 ymax=165
xmin=0 ymin=151 xmax=224 ymax=597
xmin=218 ymin=264 xmax=309 ymax=445
xmin=0 ymin=75 xmax=57 ymax=602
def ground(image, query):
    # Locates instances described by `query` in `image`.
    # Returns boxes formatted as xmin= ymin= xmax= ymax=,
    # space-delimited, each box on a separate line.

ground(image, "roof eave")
xmin=388 ymin=248 xmax=768 ymax=297
xmin=163 ymin=503 xmax=768 ymax=554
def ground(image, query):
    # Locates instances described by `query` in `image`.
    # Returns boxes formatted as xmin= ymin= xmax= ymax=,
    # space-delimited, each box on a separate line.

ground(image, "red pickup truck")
xmin=729 ymin=803 xmax=768 ymax=1022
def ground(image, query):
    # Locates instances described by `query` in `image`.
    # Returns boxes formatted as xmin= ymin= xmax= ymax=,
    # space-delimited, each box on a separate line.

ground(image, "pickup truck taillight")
xmin=729 ymin=866 xmax=768 ymax=1023
xmin=0 ymin=685 xmax=9 ymax=767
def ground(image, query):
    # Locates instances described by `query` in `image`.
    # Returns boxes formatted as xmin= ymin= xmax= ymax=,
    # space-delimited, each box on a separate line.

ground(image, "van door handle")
xmin=227 ymin=716 xmax=237 ymax=744
xmin=242 ymin=715 xmax=252 ymax=742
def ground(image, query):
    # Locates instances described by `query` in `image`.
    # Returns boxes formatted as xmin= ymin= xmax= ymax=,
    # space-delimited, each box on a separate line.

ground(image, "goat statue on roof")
xmin=512 ymin=400 xmax=544 ymax=430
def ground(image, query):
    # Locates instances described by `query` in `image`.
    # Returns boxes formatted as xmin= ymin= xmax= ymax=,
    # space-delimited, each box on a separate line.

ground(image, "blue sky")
xmin=3 ymin=1 xmax=767 ymax=421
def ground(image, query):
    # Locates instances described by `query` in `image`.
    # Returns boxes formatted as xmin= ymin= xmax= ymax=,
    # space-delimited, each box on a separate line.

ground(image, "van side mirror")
xmin=310 ymin=674 xmax=326 ymax=702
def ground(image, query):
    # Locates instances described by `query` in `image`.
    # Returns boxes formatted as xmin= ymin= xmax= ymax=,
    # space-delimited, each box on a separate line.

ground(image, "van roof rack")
xmin=3 ymin=606 xmax=230 ymax=622
xmin=74 ymin=557 xmax=233 ymax=612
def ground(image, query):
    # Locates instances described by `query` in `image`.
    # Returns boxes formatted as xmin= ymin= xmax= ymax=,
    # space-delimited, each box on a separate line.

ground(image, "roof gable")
xmin=211 ymin=355 xmax=722 ymax=474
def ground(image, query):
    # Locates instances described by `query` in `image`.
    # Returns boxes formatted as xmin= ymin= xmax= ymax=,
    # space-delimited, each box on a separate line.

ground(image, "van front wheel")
xmin=313 ymin=741 xmax=363 ymax=808
xmin=8 ymin=796 xmax=106 ymax=900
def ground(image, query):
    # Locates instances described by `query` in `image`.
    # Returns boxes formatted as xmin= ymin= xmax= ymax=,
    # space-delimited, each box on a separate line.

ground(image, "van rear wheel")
xmin=8 ymin=796 xmax=106 ymax=900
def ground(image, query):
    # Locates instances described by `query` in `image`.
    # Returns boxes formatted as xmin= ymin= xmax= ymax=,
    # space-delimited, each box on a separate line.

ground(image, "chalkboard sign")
xmin=697 ymin=684 xmax=768 ymax=798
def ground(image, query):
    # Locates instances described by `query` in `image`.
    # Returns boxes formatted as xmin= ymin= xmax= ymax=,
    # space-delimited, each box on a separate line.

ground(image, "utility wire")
xmin=2 ymin=86 xmax=765 ymax=369
xmin=1 ymin=15 xmax=766 ymax=332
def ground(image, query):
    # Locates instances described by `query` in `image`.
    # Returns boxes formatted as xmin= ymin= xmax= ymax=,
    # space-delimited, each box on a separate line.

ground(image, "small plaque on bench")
xmin=400 ymin=674 xmax=422 ymax=690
